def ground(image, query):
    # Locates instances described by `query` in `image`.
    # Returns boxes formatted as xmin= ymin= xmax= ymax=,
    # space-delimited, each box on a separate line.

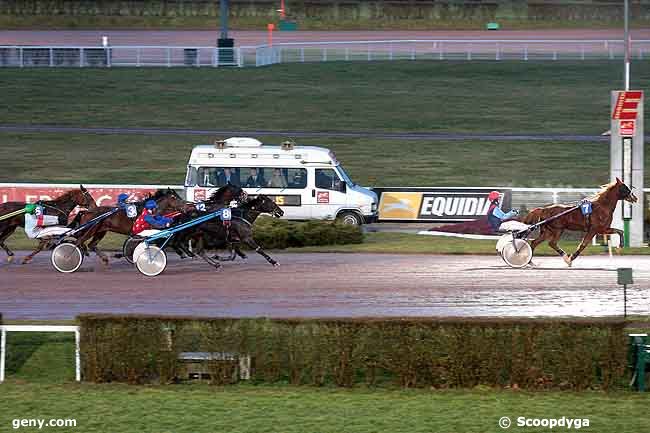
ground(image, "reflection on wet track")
xmin=1 ymin=252 xmax=648 ymax=320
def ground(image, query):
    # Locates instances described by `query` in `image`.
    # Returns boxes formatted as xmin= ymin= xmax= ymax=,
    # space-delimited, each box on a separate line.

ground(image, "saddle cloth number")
xmin=222 ymin=208 xmax=232 ymax=221
xmin=580 ymin=201 xmax=592 ymax=216
xmin=125 ymin=204 xmax=138 ymax=219
xmin=196 ymin=202 xmax=206 ymax=211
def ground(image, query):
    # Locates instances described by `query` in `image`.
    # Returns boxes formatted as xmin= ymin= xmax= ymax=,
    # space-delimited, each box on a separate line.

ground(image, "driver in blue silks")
xmin=117 ymin=193 xmax=130 ymax=208
xmin=487 ymin=191 xmax=520 ymax=232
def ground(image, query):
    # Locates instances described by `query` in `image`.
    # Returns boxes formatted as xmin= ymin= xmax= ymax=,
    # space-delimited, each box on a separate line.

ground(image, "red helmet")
xmin=488 ymin=191 xmax=501 ymax=202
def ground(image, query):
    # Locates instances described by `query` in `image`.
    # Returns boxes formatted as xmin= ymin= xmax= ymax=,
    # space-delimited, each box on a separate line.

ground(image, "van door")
xmin=307 ymin=168 xmax=348 ymax=220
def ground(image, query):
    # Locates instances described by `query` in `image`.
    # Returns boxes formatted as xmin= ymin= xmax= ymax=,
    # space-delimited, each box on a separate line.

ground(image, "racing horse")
xmin=173 ymin=194 xmax=284 ymax=268
xmin=520 ymin=178 xmax=637 ymax=266
xmin=0 ymin=186 xmax=96 ymax=264
xmin=72 ymin=188 xmax=189 ymax=264
xmin=94 ymin=183 xmax=246 ymax=264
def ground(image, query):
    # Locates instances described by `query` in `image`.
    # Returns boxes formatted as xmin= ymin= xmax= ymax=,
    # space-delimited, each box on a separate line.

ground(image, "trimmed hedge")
xmin=253 ymin=217 xmax=364 ymax=250
xmin=79 ymin=315 xmax=629 ymax=390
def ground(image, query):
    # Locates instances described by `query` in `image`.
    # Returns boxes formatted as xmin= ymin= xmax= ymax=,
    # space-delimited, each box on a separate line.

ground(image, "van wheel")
xmin=337 ymin=211 xmax=362 ymax=226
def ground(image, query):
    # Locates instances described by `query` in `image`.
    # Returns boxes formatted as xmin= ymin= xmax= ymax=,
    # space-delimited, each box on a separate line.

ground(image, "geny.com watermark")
xmin=12 ymin=419 xmax=77 ymax=430
xmin=499 ymin=416 xmax=590 ymax=430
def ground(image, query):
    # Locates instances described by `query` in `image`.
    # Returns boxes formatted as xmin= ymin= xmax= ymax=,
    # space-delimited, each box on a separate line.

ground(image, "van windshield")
xmin=192 ymin=167 xmax=308 ymax=189
xmin=336 ymin=166 xmax=355 ymax=186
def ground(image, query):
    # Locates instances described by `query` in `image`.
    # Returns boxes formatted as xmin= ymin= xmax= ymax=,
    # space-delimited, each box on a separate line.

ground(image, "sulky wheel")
xmin=51 ymin=242 xmax=84 ymax=273
xmin=122 ymin=236 xmax=144 ymax=264
xmin=501 ymin=239 xmax=533 ymax=268
xmin=135 ymin=245 xmax=167 ymax=277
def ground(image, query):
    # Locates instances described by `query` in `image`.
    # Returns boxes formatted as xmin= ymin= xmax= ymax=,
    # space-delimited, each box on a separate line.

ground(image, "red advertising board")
xmin=0 ymin=184 xmax=182 ymax=206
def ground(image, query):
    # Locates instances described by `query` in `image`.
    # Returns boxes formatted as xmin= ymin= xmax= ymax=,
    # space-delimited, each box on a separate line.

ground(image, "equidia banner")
xmin=373 ymin=188 xmax=512 ymax=222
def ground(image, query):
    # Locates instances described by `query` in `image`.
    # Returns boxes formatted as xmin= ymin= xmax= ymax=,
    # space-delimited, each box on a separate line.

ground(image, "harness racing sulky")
xmin=496 ymin=178 xmax=637 ymax=268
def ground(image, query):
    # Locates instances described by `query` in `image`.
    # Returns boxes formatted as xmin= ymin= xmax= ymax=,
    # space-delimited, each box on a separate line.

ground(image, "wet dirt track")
xmin=1 ymin=252 xmax=648 ymax=320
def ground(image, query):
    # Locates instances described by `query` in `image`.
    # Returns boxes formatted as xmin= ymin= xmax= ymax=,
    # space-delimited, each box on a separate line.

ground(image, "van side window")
xmin=255 ymin=168 xmax=307 ymax=189
xmin=315 ymin=169 xmax=342 ymax=191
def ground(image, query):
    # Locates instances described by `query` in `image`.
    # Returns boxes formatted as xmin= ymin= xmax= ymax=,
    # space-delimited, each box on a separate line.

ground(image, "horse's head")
xmin=156 ymin=188 xmax=187 ymax=212
xmin=208 ymin=182 xmax=247 ymax=205
xmin=56 ymin=185 xmax=96 ymax=209
xmin=614 ymin=177 xmax=638 ymax=203
xmin=248 ymin=195 xmax=284 ymax=218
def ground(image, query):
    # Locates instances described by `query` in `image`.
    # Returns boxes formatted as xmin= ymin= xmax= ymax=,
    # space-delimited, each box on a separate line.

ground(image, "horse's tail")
xmin=521 ymin=207 xmax=545 ymax=225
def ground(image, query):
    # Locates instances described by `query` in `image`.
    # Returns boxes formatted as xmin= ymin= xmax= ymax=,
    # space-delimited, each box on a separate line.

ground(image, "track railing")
xmin=2 ymin=40 xmax=650 ymax=68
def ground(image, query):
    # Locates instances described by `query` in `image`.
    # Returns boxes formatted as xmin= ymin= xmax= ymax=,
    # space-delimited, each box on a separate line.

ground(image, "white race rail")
xmin=0 ymin=325 xmax=80 ymax=383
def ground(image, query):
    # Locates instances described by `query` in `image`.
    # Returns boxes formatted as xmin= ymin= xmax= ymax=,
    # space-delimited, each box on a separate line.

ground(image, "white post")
xmin=624 ymin=0 xmax=630 ymax=90
xmin=0 ymin=328 xmax=6 ymax=383
xmin=75 ymin=329 xmax=81 ymax=382
xmin=300 ymin=47 xmax=304 ymax=63
xmin=167 ymin=48 xmax=171 ymax=67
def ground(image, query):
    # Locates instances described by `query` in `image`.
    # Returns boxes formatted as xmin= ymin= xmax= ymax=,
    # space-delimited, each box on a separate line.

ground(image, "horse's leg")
xmin=528 ymin=227 xmax=550 ymax=253
xmin=242 ymin=237 xmax=278 ymax=267
xmin=567 ymin=229 xmax=598 ymax=267
xmin=233 ymin=244 xmax=247 ymax=259
xmin=601 ymin=228 xmax=625 ymax=249
xmin=86 ymin=231 xmax=110 ymax=265
xmin=21 ymin=239 xmax=48 ymax=264
xmin=0 ymin=225 xmax=18 ymax=262
xmin=546 ymin=230 xmax=570 ymax=264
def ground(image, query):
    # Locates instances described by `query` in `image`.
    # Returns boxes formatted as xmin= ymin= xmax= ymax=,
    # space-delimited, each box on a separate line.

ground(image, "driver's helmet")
xmin=487 ymin=191 xmax=501 ymax=202
xmin=144 ymin=200 xmax=157 ymax=210
xmin=117 ymin=193 xmax=129 ymax=203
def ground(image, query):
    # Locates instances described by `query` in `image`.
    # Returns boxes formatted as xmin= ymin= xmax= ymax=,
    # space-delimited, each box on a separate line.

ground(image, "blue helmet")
xmin=144 ymin=200 xmax=157 ymax=210
xmin=117 ymin=193 xmax=129 ymax=203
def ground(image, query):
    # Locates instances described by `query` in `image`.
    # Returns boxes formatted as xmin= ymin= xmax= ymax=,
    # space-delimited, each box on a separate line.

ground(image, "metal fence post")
xmin=137 ymin=47 xmax=141 ymax=67
xmin=75 ymin=329 xmax=81 ymax=382
xmin=467 ymin=44 xmax=471 ymax=60
xmin=345 ymin=47 xmax=349 ymax=61
xmin=79 ymin=48 xmax=84 ymax=67
xmin=439 ymin=42 xmax=444 ymax=60
xmin=49 ymin=48 xmax=53 ymax=67
xmin=237 ymin=48 xmax=243 ymax=67
xmin=300 ymin=47 xmax=304 ymax=63
xmin=19 ymin=47 xmax=23 ymax=68
xmin=411 ymin=48 xmax=415 ymax=60
xmin=553 ymin=50 xmax=557 ymax=60
xmin=107 ymin=47 xmax=111 ymax=67
xmin=322 ymin=47 xmax=327 ymax=62
xmin=167 ymin=47 xmax=171 ymax=67
xmin=389 ymin=43 xmax=393 ymax=61
xmin=367 ymin=45 xmax=371 ymax=61
xmin=524 ymin=45 xmax=528 ymax=61
xmin=496 ymin=42 xmax=500 ymax=60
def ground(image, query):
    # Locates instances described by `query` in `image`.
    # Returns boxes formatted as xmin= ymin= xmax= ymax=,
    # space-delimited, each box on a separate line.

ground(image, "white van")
xmin=184 ymin=137 xmax=378 ymax=225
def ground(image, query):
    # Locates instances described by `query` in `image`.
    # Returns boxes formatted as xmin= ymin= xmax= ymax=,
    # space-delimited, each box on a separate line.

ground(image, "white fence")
xmin=0 ymin=325 xmax=81 ymax=383
xmin=2 ymin=39 xmax=650 ymax=68
xmin=253 ymin=39 xmax=650 ymax=67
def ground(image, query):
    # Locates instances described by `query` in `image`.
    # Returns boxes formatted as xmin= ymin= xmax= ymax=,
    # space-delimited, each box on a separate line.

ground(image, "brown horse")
xmin=0 ymin=186 xmax=97 ymax=264
xmin=72 ymin=189 xmax=189 ymax=264
xmin=521 ymin=178 xmax=638 ymax=266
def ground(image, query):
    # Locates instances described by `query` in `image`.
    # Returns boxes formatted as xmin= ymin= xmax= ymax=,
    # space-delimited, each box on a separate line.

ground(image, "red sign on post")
xmin=620 ymin=120 xmax=636 ymax=136
xmin=612 ymin=91 xmax=643 ymax=120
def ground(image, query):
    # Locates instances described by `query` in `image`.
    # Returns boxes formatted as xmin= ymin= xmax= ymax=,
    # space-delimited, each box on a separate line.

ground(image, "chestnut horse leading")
xmin=520 ymin=178 xmax=637 ymax=266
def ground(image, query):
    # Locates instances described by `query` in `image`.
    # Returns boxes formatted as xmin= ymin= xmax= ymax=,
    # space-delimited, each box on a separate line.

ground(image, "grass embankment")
xmin=1 ymin=331 xmax=650 ymax=433
xmin=6 ymin=227 xmax=650 ymax=255
xmin=1 ymin=62 xmax=649 ymax=186
xmin=2 ymin=62 xmax=647 ymax=135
